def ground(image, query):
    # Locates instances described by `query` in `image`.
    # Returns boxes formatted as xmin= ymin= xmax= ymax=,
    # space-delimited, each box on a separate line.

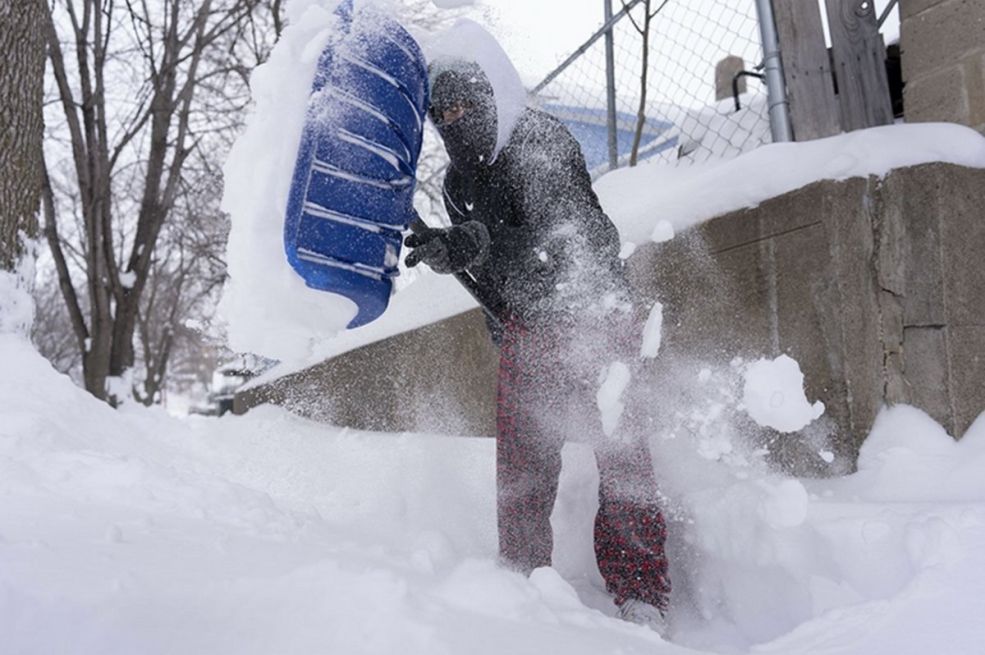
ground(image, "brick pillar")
xmin=900 ymin=0 xmax=985 ymax=133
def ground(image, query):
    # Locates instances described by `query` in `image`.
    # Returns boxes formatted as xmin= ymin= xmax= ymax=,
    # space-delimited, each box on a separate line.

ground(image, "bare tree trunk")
xmin=0 ymin=0 xmax=46 ymax=271
xmin=623 ymin=0 xmax=669 ymax=167
xmin=43 ymin=0 xmax=259 ymax=404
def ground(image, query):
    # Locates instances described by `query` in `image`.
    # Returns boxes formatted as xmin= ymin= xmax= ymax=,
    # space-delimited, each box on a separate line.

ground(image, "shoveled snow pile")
xmin=4 ymin=331 xmax=985 ymax=654
xmin=219 ymin=0 xmax=356 ymax=361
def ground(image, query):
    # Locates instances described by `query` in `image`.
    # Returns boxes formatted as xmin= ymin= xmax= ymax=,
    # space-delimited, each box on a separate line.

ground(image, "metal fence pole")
xmin=753 ymin=0 xmax=793 ymax=142
xmin=604 ymin=0 xmax=619 ymax=170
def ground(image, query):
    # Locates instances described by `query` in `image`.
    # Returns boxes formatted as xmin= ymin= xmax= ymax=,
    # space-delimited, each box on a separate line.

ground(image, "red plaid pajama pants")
xmin=495 ymin=318 xmax=671 ymax=611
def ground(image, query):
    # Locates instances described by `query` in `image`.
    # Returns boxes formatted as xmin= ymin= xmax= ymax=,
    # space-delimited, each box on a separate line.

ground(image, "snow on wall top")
xmin=597 ymin=122 xmax=985 ymax=244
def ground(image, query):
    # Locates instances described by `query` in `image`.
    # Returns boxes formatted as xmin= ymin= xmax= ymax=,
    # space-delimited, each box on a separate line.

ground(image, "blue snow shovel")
xmin=283 ymin=0 xmax=429 ymax=329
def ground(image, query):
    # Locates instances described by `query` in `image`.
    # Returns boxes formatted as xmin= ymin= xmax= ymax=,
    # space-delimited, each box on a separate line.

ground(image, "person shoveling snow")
xmin=404 ymin=23 xmax=671 ymax=629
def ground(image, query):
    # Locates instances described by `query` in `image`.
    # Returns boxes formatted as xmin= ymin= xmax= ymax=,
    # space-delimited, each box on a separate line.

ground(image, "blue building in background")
xmin=542 ymin=104 xmax=678 ymax=174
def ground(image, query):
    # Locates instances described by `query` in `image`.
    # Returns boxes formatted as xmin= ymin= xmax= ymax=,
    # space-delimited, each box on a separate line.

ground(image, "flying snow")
xmin=639 ymin=301 xmax=664 ymax=360
xmin=596 ymin=361 xmax=632 ymax=438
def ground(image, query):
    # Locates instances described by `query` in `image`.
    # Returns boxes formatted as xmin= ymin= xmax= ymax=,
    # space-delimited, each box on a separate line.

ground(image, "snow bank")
xmin=597 ymin=123 xmax=985 ymax=243
xmin=5 ymin=327 xmax=985 ymax=654
xmin=0 ymin=251 xmax=35 ymax=335
xmin=0 ymin=332 xmax=666 ymax=655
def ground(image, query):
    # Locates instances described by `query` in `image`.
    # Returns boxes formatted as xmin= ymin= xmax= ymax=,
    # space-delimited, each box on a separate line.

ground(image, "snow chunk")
xmin=742 ymin=355 xmax=824 ymax=433
xmin=431 ymin=0 xmax=475 ymax=7
xmin=596 ymin=361 xmax=631 ymax=438
xmin=422 ymin=19 xmax=526 ymax=162
xmin=639 ymin=302 xmax=663 ymax=360
xmin=617 ymin=241 xmax=636 ymax=260
xmin=650 ymin=220 xmax=675 ymax=243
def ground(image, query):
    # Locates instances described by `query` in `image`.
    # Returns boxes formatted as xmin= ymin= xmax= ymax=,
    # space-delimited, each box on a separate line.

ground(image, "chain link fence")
xmin=531 ymin=0 xmax=772 ymax=175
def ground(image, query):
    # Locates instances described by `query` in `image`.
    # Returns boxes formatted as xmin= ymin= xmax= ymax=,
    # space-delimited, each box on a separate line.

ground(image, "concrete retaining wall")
xmin=901 ymin=0 xmax=985 ymax=133
xmin=235 ymin=308 xmax=499 ymax=436
xmin=237 ymin=163 xmax=985 ymax=465
xmin=630 ymin=162 xmax=985 ymax=463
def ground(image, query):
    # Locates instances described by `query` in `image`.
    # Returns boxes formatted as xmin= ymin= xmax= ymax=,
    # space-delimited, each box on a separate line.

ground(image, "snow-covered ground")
xmin=4 ymin=330 xmax=985 ymax=654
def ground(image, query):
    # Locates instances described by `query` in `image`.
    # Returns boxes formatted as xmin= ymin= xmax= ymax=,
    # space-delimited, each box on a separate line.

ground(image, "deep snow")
xmin=3 ymin=331 xmax=985 ymax=654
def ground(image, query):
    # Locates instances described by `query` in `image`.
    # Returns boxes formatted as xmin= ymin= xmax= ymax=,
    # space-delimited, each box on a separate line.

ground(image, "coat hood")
xmin=423 ymin=19 xmax=527 ymax=164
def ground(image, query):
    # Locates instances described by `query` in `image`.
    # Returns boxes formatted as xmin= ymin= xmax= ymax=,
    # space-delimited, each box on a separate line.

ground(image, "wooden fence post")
xmin=825 ymin=0 xmax=894 ymax=131
xmin=771 ymin=0 xmax=841 ymax=140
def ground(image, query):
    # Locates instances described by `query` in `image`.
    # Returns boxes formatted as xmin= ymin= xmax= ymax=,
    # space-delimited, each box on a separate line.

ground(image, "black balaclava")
xmin=429 ymin=61 xmax=499 ymax=172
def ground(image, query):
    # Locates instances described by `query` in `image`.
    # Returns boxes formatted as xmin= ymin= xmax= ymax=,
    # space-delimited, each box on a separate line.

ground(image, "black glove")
xmin=404 ymin=220 xmax=490 ymax=274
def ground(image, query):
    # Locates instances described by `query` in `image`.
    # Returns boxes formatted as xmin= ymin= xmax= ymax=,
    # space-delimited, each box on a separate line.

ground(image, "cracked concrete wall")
xmin=237 ymin=163 xmax=985 ymax=466
xmin=629 ymin=162 xmax=985 ymax=460
xmin=877 ymin=164 xmax=985 ymax=435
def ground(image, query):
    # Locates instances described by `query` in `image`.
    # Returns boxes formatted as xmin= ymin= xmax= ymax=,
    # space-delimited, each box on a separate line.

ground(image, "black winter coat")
xmin=441 ymin=108 xmax=630 ymax=334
